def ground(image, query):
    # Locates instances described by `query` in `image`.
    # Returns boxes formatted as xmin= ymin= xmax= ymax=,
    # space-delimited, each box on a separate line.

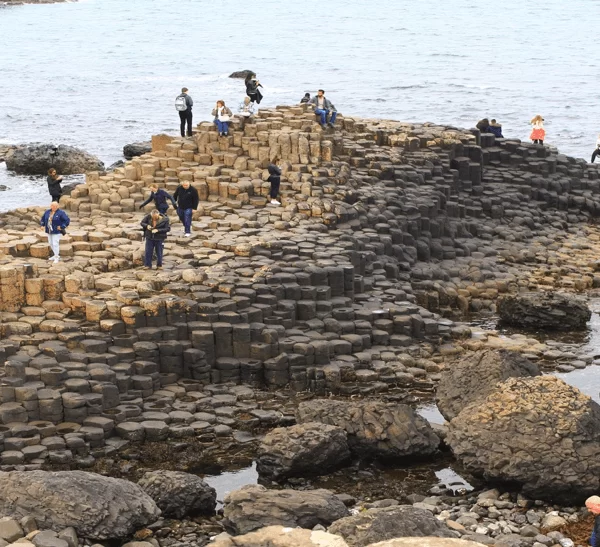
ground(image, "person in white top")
xmin=592 ymin=134 xmax=600 ymax=163
xmin=238 ymin=97 xmax=255 ymax=130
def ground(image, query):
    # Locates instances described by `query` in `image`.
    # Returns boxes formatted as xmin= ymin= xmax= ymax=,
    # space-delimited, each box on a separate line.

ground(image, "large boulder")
xmin=257 ymin=422 xmax=351 ymax=482
xmin=5 ymin=144 xmax=104 ymax=175
xmin=137 ymin=470 xmax=216 ymax=518
xmin=212 ymin=525 xmax=349 ymax=547
xmin=368 ymin=540 xmax=487 ymax=547
xmin=296 ymin=400 xmax=439 ymax=460
xmin=327 ymin=506 xmax=456 ymax=547
xmin=0 ymin=470 xmax=160 ymax=540
xmin=498 ymin=291 xmax=591 ymax=330
xmin=123 ymin=141 xmax=151 ymax=159
xmin=229 ymin=69 xmax=255 ymax=79
xmin=447 ymin=375 xmax=600 ymax=503
xmin=222 ymin=485 xmax=349 ymax=535
xmin=435 ymin=349 xmax=540 ymax=421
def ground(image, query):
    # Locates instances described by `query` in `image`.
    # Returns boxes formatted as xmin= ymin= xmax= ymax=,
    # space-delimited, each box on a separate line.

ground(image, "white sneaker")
xmin=53 ymin=257 xmax=60 ymax=263
xmin=47 ymin=256 xmax=55 ymax=261
xmin=271 ymin=199 xmax=281 ymax=205
xmin=184 ymin=233 xmax=191 ymax=238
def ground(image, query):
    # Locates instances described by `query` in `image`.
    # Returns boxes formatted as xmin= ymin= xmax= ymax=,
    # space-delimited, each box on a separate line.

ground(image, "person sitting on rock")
xmin=173 ymin=180 xmax=199 ymax=237
xmin=308 ymin=89 xmax=337 ymax=128
xmin=591 ymin=134 xmax=600 ymax=163
xmin=245 ymin=73 xmax=263 ymax=104
xmin=488 ymin=119 xmax=504 ymax=138
xmin=212 ymin=100 xmax=233 ymax=137
xmin=141 ymin=209 xmax=170 ymax=270
xmin=267 ymin=162 xmax=282 ymax=206
xmin=238 ymin=97 xmax=255 ymax=130
xmin=586 ymin=496 xmax=600 ymax=546
xmin=300 ymin=92 xmax=311 ymax=104
xmin=476 ymin=118 xmax=490 ymax=133
xmin=139 ymin=183 xmax=177 ymax=214
xmin=47 ymin=168 xmax=63 ymax=203
xmin=530 ymin=114 xmax=545 ymax=145
xmin=40 ymin=201 xmax=70 ymax=264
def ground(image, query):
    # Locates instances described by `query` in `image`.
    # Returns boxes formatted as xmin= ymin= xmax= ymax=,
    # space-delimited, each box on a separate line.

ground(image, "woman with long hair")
xmin=245 ymin=72 xmax=263 ymax=104
xmin=211 ymin=100 xmax=233 ymax=137
xmin=530 ymin=115 xmax=545 ymax=145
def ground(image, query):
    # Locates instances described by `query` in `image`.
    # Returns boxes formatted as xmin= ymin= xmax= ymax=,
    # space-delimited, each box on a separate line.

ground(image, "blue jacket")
xmin=139 ymin=188 xmax=176 ymax=209
xmin=40 ymin=208 xmax=70 ymax=234
xmin=488 ymin=124 xmax=503 ymax=138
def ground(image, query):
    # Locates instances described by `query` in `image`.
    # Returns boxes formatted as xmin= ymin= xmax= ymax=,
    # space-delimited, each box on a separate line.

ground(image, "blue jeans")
xmin=145 ymin=238 xmax=164 ymax=267
xmin=177 ymin=207 xmax=193 ymax=233
xmin=157 ymin=203 xmax=169 ymax=214
xmin=214 ymin=119 xmax=230 ymax=135
xmin=315 ymin=109 xmax=337 ymax=126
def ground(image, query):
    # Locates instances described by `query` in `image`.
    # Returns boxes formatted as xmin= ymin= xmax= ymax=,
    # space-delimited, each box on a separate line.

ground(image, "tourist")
xmin=46 ymin=168 xmax=63 ymax=202
xmin=140 ymin=209 xmax=170 ymax=270
xmin=488 ymin=119 xmax=504 ymax=138
xmin=476 ymin=118 xmax=490 ymax=133
xmin=139 ymin=183 xmax=177 ymax=214
xmin=245 ymin=73 xmax=263 ymax=104
xmin=530 ymin=115 xmax=545 ymax=145
xmin=173 ymin=180 xmax=199 ymax=237
xmin=39 ymin=201 xmax=70 ymax=263
xmin=175 ymin=87 xmax=193 ymax=138
xmin=308 ymin=89 xmax=337 ymax=128
xmin=267 ymin=162 xmax=281 ymax=206
xmin=591 ymin=134 xmax=600 ymax=163
xmin=212 ymin=100 xmax=233 ymax=137
xmin=300 ymin=92 xmax=311 ymax=104
xmin=238 ymin=97 xmax=255 ymax=130
xmin=586 ymin=496 xmax=600 ymax=546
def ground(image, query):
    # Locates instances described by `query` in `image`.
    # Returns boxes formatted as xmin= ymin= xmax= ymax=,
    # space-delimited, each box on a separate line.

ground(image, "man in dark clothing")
xmin=176 ymin=87 xmax=194 ymax=137
xmin=300 ymin=93 xmax=311 ymax=104
xmin=141 ymin=209 xmax=170 ymax=269
xmin=139 ymin=183 xmax=177 ymax=214
xmin=47 ymin=168 xmax=63 ymax=202
xmin=173 ymin=180 xmax=199 ymax=237
xmin=267 ymin=163 xmax=281 ymax=206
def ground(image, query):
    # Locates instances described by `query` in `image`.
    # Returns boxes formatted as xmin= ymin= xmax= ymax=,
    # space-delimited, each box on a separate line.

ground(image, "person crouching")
xmin=141 ymin=209 xmax=170 ymax=269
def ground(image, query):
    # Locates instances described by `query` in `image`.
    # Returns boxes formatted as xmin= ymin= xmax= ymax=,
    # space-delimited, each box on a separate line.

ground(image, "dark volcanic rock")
xmin=447 ymin=375 xmax=600 ymax=504
xmin=5 ymin=144 xmax=104 ymax=175
xmin=328 ymin=505 xmax=456 ymax=547
xmin=123 ymin=141 xmax=151 ymax=159
xmin=256 ymin=422 xmax=351 ymax=482
xmin=138 ymin=470 xmax=216 ymax=518
xmin=435 ymin=349 xmax=541 ymax=421
xmin=223 ymin=484 xmax=349 ymax=535
xmin=296 ymin=399 xmax=439 ymax=460
xmin=0 ymin=470 xmax=160 ymax=540
xmin=229 ymin=69 xmax=255 ymax=79
xmin=498 ymin=291 xmax=591 ymax=330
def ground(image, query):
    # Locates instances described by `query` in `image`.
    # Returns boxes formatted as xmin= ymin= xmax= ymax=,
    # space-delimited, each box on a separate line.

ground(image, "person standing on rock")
xmin=40 ymin=201 xmax=70 ymax=263
xmin=267 ymin=162 xmax=281 ymax=206
xmin=245 ymin=73 xmax=263 ymax=104
xmin=309 ymin=90 xmax=337 ymax=128
xmin=141 ymin=209 xmax=170 ymax=269
xmin=586 ymin=496 xmax=600 ymax=546
xmin=47 ymin=168 xmax=63 ymax=202
xmin=212 ymin=100 xmax=233 ymax=137
xmin=591 ymin=134 xmax=600 ymax=163
xmin=173 ymin=180 xmax=199 ymax=237
xmin=175 ymin=87 xmax=193 ymax=138
xmin=139 ymin=183 xmax=177 ymax=214
xmin=530 ymin=115 xmax=545 ymax=145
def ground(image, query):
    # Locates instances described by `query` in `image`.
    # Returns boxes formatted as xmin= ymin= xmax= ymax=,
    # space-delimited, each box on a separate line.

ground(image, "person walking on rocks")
xmin=586 ymin=496 xmax=600 ymax=546
xmin=40 ymin=201 xmax=70 ymax=263
xmin=141 ymin=209 xmax=170 ymax=269
xmin=238 ymin=97 xmax=255 ymax=130
xmin=175 ymin=87 xmax=194 ymax=138
xmin=245 ymin=73 xmax=263 ymax=104
xmin=46 ymin=168 xmax=63 ymax=202
xmin=530 ymin=115 xmax=545 ymax=145
xmin=591 ymin=134 xmax=600 ymax=163
xmin=309 ymin=89 xmax=337 ymax=128
xmin=173 ymin=180 xmax=199 ymax=237
xmin=139 ymin=183 xmax=177 ymax=214
xmin=267 ymin=162 xmax=281 ymax=206
xmin=489 ymin=119 xmax=503 ymax=138
xmin=212 ymin=100 xmax=233 ymax=137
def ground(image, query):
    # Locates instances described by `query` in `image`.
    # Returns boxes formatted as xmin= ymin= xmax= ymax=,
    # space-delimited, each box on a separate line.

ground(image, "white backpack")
xmin=175 ymin=95 xmax=188 ymax=111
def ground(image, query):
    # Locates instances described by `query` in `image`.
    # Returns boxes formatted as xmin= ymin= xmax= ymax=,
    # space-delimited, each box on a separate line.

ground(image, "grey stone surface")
xmin=4 ymin=144 xmax=104 ymax=175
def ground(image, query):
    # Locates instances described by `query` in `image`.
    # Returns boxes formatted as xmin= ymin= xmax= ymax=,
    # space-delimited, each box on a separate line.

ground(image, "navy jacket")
xmin=488 ymin=125 xmax=504 ymax=138
xmin=40 ymin=209 xmax=70 ymax=235
xmin=139 ymin=188 xmax=176 ymax=209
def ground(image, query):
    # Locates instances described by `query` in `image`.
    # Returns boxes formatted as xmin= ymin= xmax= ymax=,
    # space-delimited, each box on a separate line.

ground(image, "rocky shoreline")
xmin=1 ymin=104 xmax=600 ymax=546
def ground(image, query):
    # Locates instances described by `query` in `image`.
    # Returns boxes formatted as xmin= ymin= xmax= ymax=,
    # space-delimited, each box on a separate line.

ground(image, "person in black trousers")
xmin=173 ymin=180 xmax=199 ymax=236
xmin=141 ymin=209 xmax=170 ymax=269
xmin=176 ymin=87 xmax=194 ymax=137
xmin=267 ymin=162 xmax=281 ymax=205
xmin=47 ymin=168 xmax=63 ymax=202
xmin=245 ymin=73 xmax=263 ymax=104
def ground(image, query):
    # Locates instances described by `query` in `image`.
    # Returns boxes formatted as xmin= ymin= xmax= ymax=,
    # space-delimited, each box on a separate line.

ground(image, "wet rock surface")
xmin=123 ymin=142 xmax=152 ymax=159
xmin=4 ymin=144 xmax=104 ymax=175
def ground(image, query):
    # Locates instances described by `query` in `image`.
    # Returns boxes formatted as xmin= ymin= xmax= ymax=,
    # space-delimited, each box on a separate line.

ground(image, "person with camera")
xmin=245 ymin=73 xmax=263 ymax=104
xmin=47 ymin=167 xmax=63 ymax=202
xmin=40 ymin=201 xmax=70 ymax=263
xmin=140 ymin=209 xmax=171 ymax=270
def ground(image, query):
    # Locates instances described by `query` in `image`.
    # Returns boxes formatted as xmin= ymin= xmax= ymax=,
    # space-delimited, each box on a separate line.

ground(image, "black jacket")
xmin=268 ymin=164 xmax=281 ymax=182
xmin=139 ymin=188 xmax=176 ymax=209
xmin=141 ymin=214 xmax=170 ymax=240
xmin=173 ymin=185 xmax=199 ymax=210
xmin=47 ymin=176 xmax=63 ymax=197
